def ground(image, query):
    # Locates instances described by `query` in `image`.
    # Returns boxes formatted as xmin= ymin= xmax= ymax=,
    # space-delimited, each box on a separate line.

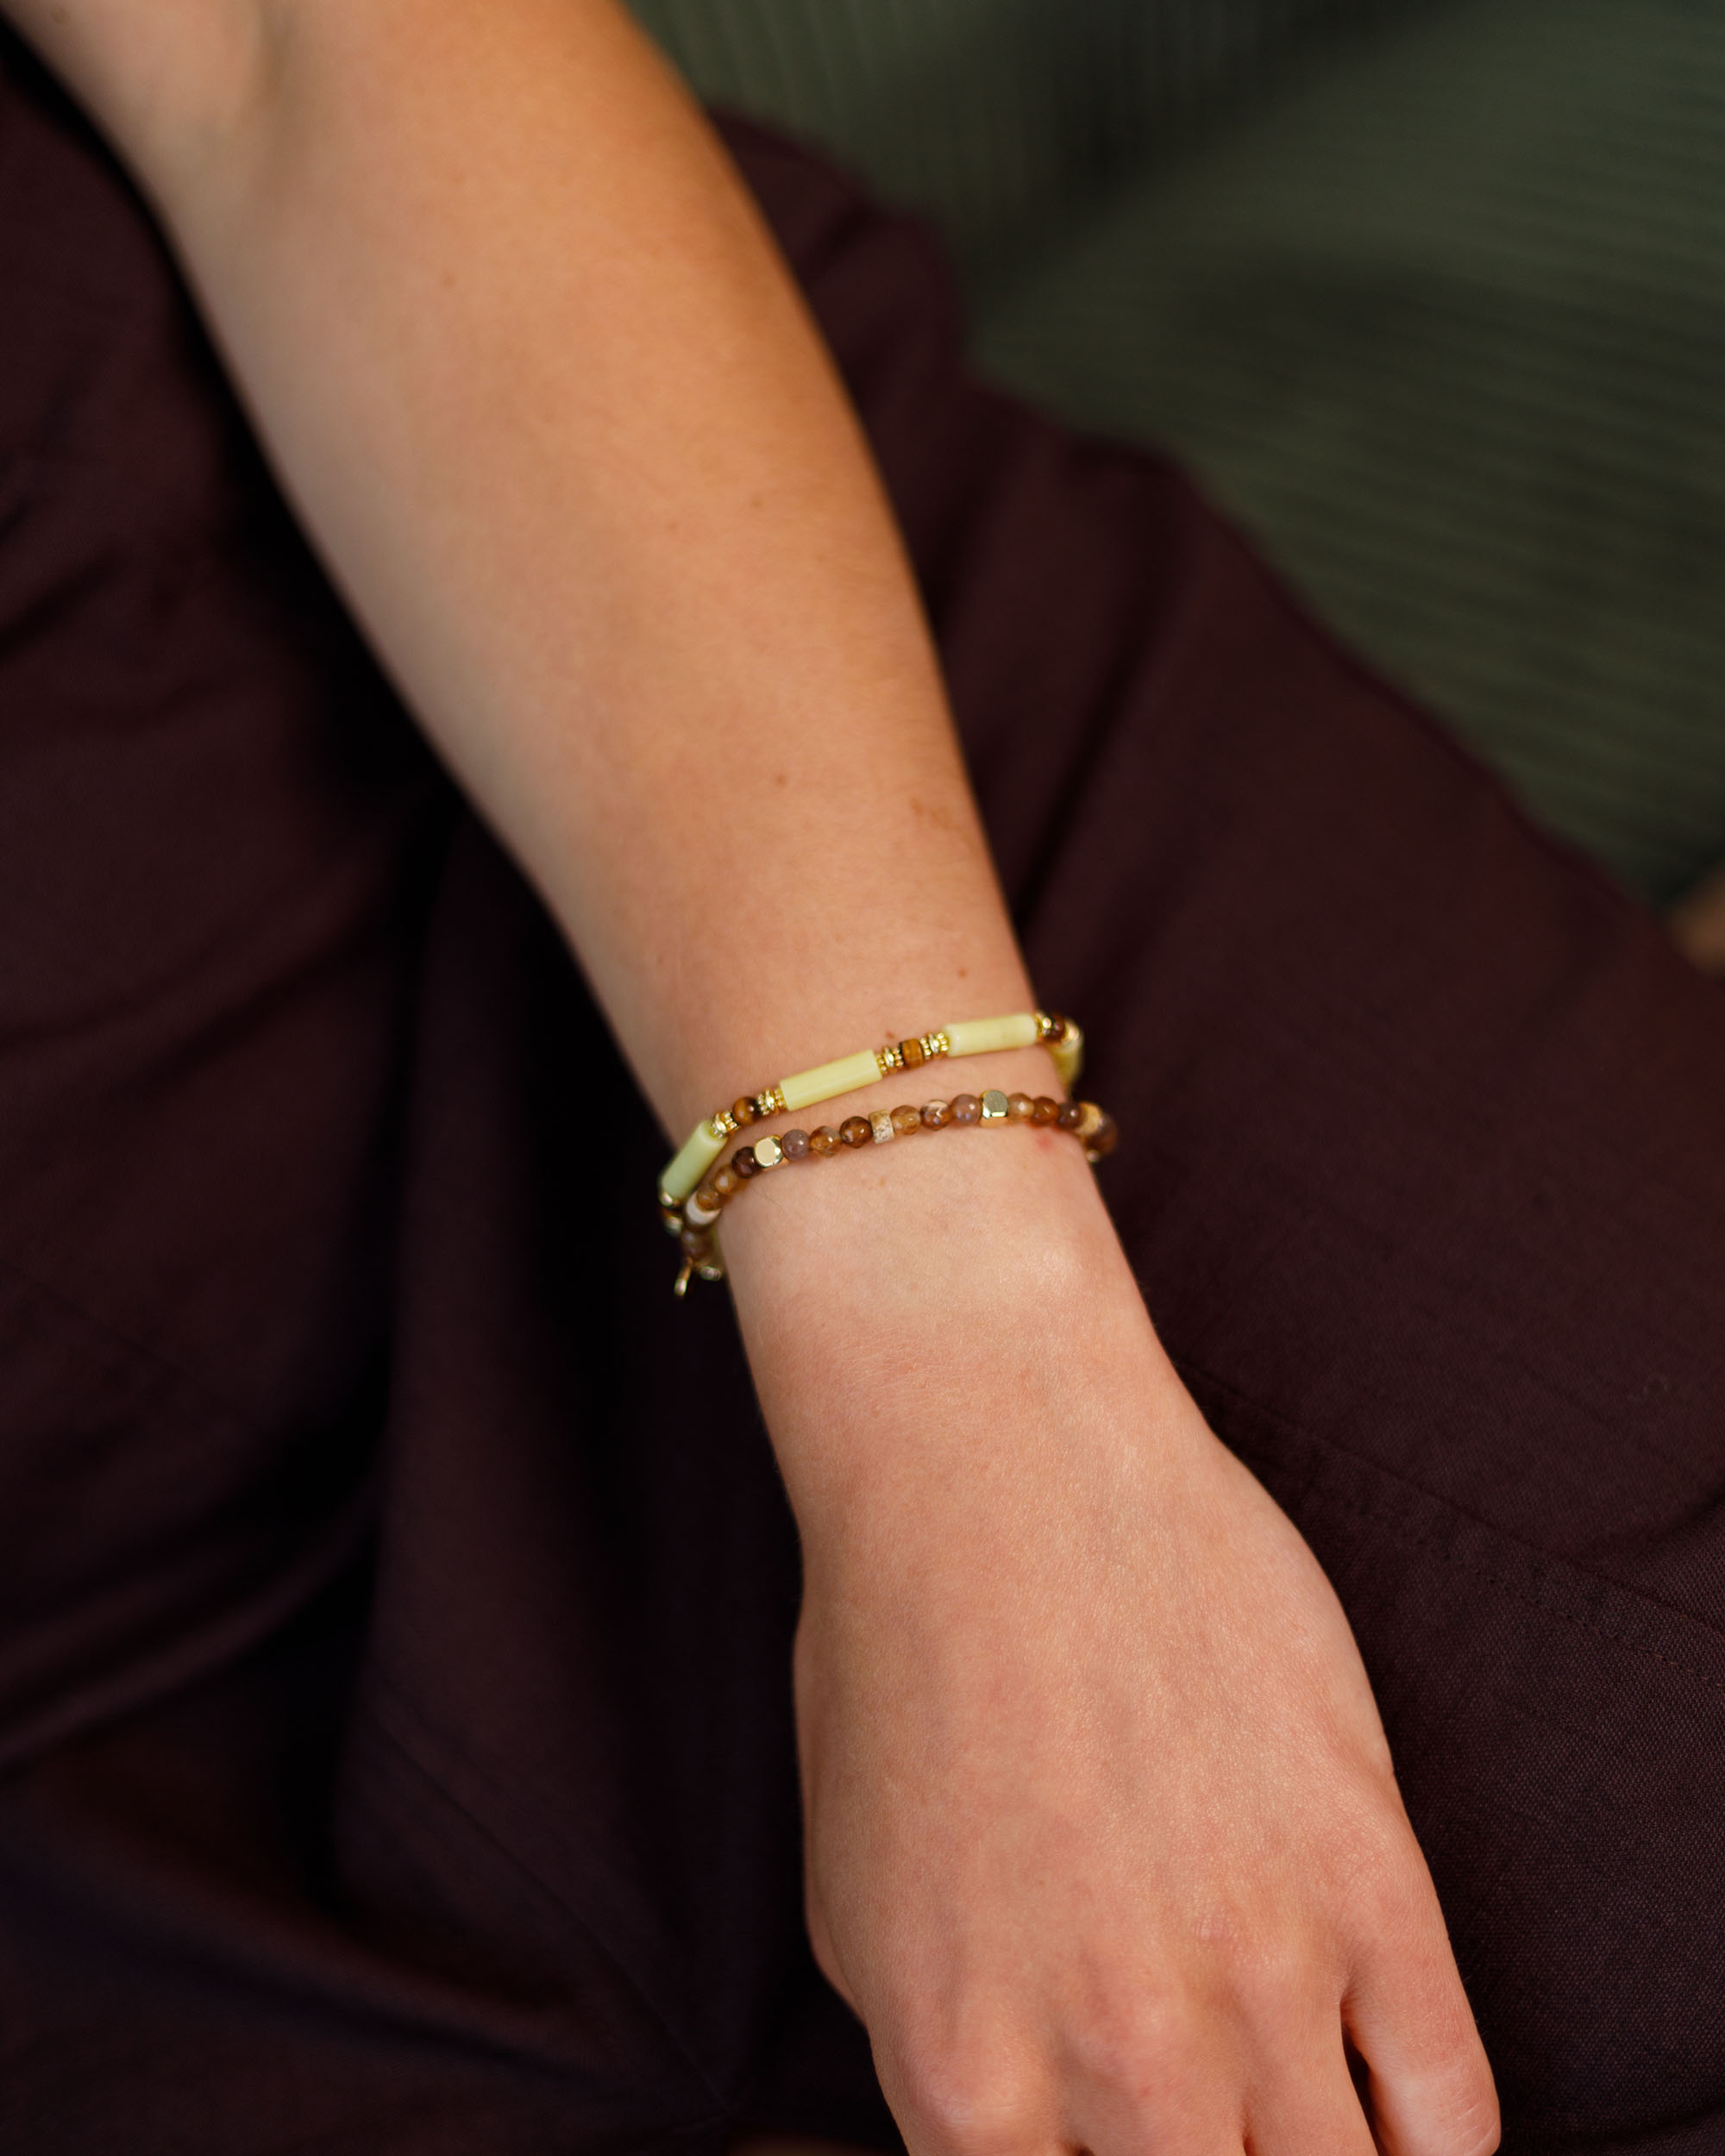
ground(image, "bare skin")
xmin=7 ymin=3 xmax=1499 ymax=2149
xmin=1671 ymin=860 xmax=1725 ymax=975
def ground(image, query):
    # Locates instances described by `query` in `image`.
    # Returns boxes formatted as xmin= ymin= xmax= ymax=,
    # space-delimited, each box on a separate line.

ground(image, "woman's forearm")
xmin=15 ymin=0 xmax=1036 ymax=1142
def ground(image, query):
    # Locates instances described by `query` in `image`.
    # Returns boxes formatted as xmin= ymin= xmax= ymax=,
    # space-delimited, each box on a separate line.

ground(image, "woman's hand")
xmin=732 ymin=1134 xmax=1499 ymax=2156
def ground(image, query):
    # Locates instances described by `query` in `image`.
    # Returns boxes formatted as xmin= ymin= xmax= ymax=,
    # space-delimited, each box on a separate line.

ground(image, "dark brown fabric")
xmin=1 ymin=32 xmax=1722 ymax=2153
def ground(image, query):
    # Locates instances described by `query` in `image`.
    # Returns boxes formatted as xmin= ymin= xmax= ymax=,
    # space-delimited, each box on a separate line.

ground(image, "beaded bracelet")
xmin=658 ymin=1010 xmax=1083 ymax=1208
xmin=668 ymin=1087 xmax=1117 ymax=1294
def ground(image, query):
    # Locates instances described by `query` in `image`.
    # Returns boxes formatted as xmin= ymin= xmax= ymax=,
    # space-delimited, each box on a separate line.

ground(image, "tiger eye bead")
xmin=1032 ymin=1095 xmax=1060 ymax=1125
xmin=891 ymin=1104 xmax=923 ymax=1136
xmin=731 ymin=1097 xmax=758 ymax=1129
xmin=839 ymin=1116 xmax=872 ymax=1149
xmin=809 ymin=1125 xmax=841 ymax=1156
xmin=1007 ymin=1092 xmax=1036 ymax=1122
xmin=1057 ymin=1100 xmax=1084 ymax=1131
xmin=712 ymin=1166 xmax=740 ymax=1199
xmin=900 ymin=1036 xmax=925 ymax=1069
xmin=921 ymin=1100 xmax=952 ymax=1128
xmin=781 ymin=1128 xmax=811 ymax=1161
xmin=950 ymin=1093 xmax=981 ymax=1125
xmin=733 ymin=1147 xmax=761 ymax=1178
xmin=1085 ymin=1110 xmax=1119 ymax=1160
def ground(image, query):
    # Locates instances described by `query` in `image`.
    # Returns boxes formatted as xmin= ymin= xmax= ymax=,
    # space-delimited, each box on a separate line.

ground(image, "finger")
xmin=1240 ymin=2023 xmax=1380 ymax=2156
xmin=1061 ymin=2013 xmax=1245 ymax=2156
xmin=1344 ymin=1898 xmax=1499 ymax=2156
xmin=1245 ymin=2089 xmax=1375 ymax=2156
xmin=874 ymin=2021 xmax=1058 ymax=2156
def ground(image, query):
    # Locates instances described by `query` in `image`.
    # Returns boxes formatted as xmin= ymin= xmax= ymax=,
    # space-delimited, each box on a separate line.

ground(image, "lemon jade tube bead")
xmin=780 ymin=1050 xmax=883 ymax=1114
xmin=942 ymin=1012 xmax=1040 ymax=1058
xmin=659 ymin=1011 xmax=1083 ymax=1204
xmin=660 ymin=1119 xmax=728 ymax=1207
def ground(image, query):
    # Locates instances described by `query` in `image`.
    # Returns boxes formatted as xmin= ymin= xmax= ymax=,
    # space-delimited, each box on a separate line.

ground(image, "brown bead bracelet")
xmin=667 ymin=1087 xmax=1118 ymax=1294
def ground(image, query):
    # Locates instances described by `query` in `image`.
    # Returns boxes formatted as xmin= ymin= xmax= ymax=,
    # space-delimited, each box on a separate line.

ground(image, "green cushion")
xmin=977 ymin=0 xmax=1725 ymax=900
xmin=632 ymin=0 xmax=1725 ymax=901
xmin=629 ymin=0 xmax=1394 ymax=270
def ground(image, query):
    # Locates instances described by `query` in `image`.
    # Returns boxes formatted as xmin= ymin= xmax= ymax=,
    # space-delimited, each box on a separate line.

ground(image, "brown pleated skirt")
xmin=2 ymin=33 xmax=1722 ymax=2153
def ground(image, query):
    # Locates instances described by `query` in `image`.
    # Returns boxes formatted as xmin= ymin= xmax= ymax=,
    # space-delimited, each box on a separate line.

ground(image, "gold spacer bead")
xmin=752 ymin=1134 xmax=785 ymax=1171
xmin=980 ymin=1088 xmax=1011 ymax=1124
xmin=928 ymin=1031 xmax=950 ymax=1059
xmin=875 ymin=1043 xmax=903 ymax=1077
xmin=754 ymin=1085 xmax=787 ymax=1119
xmin=708 ymin=1110 xmax=736 ymax=1140
xmin=1033 ymin=1010 xmax=1057 ymax=1042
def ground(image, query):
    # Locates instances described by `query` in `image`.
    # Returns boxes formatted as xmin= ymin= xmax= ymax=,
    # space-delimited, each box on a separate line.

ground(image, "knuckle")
xmin=1193 ymin=1899 xmax=1316 ymax=2027
xmin=1457 ymin=2086 xmax=1504 ymax=2156
xmin=1063 ymin=1990 xmax=1191 ymax=2108
xmin=888 ymin=2028 xmax=1045 ymax=2156
xmin=1226 ymin=1935 xmax=1314 ymax=2029
xmin=1429 ymin=2028 xmax=1502 ymax=2155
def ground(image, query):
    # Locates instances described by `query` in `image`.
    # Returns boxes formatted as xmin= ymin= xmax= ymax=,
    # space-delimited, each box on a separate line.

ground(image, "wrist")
xmin=715 ymin=1081 xmax=1171 ymax=1533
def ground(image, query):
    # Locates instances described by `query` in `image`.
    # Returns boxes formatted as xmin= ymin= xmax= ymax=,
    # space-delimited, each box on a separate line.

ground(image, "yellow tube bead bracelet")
xmin=658 ymin=1010 xmax=1082 ymax=1207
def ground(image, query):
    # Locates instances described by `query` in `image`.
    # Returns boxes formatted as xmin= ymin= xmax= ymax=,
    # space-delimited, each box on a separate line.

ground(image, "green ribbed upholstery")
xmin=977 ymin=0 xmax=1725 ymax=900
xmin=629 ymin=0 xmax=1402 ymax=269
xmin=632 ymin=0 xmax=1725 ymax=901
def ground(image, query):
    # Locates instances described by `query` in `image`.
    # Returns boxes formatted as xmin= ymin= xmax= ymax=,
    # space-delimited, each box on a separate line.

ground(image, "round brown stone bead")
xmin=731 ymin=1097 xmax=758 ymax=1128
xmin=891 ymin=1104 xmax=923 ymax=1136
xmin=732 ymin=1147 xmax=761 ymax=1178
xmin=1085 ymin=1110 xmax=1119 ymax=1160
xmin=781 ymin=1128 xmax=811 ymax=1161
xmin=1007 ymin=1092 xmax=1036 ymax=1122
xmin=839 ymin=1116 xmax=873 ymax=1148
xmin=1032 ymin=1095 xmax=1060 ymax=1125
xmin=680 ymin=1225 xmax=712 ymax=1257
xmin=1057 ymin=1099 xmax=1084 ymax=1131
xmin=950 ymin=1093 xmax=982 ymax=1125
xmin=809 ymin=1125 xmax=841 ymax=1156
xmin=712 ymin=1165 xmax=740 ymax=1199
xmin=921 ymin=1100 xmax=952 ymax=1128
